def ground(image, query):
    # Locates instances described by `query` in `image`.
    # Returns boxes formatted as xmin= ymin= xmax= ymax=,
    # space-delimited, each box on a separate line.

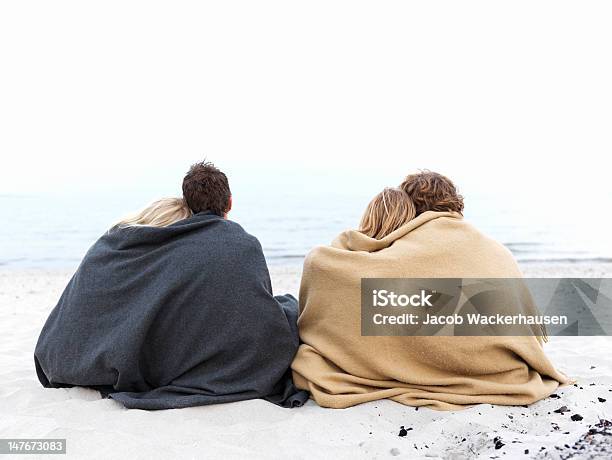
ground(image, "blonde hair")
xmin=115 ymin=197 xmax=193 ymax=229
xmin=359 ymin=188 xmax=416 ymax=239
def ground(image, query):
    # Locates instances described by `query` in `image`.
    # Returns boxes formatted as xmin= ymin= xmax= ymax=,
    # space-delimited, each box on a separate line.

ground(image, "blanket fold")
xmin=291 ymin=211 xmax=570 ymax=410
xmin=35 ymin=212 xmax=308 ymax=409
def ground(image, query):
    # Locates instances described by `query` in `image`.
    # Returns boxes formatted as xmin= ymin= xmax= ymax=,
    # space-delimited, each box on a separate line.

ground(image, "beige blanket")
xmin=291 ymin=211 xmax=570 ymax=410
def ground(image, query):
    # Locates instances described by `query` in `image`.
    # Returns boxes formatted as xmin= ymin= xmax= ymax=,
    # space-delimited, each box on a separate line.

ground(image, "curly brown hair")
xmin=399 ymin=170 xmax=464 ymax=216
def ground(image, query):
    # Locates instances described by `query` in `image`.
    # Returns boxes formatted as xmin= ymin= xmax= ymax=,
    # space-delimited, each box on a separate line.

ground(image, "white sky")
xmin=0 ymin=1 xmax=611 ymax=199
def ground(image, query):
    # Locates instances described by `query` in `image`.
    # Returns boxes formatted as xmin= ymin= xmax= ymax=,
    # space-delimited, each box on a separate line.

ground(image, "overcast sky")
xmin=1 ymin=1 xmax=610 ymax=200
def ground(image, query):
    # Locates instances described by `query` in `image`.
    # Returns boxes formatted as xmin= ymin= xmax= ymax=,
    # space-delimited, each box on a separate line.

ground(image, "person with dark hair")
xmin=34 ymin=160 xmax=308 ymax=410
xmin=182 ymin=161 xmax=232 ymax=216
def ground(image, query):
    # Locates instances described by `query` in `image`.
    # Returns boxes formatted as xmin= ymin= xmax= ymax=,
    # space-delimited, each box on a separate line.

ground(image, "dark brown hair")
xmin=399 ymin=170 xmax=464 ymax=216
xmin=182 ymin=161 xmax=231 ymax=216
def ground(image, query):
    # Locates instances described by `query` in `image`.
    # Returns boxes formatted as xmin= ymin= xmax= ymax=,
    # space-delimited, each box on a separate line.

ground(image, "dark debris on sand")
xmin=553 ymin=419 xmax=612 ymax=460
xmin=398 ymin=426 xmax=413 ymax=437
xmin=554 ymin=406 xmax=571 ymax=414
xmin=493 ymin=436 xmax=505 ymax=450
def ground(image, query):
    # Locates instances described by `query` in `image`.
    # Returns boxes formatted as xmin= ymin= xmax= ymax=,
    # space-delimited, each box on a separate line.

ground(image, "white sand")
xmin=1 ymin=264 xmax=611 ymax=459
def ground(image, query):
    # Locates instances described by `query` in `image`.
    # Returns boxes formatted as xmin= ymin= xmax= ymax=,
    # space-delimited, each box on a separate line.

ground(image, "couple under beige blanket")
xmin=37 ymin=162 xmax=570 ymax=411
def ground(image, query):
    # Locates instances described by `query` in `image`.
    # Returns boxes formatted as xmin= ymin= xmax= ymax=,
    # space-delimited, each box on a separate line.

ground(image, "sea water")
xmin=1 ymin=185 xmax=610 ymax=270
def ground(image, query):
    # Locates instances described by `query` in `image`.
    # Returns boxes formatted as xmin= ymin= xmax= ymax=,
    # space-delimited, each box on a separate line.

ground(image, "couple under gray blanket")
xmin=34 ymin=161 xmax=569 ymax=411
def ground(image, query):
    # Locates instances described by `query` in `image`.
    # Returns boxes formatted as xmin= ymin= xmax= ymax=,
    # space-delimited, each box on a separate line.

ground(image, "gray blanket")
xmin=34 ymin=211 xmax=308 ymax=409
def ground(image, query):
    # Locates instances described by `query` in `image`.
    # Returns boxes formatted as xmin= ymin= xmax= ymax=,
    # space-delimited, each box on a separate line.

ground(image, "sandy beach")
xmin=1 ymin=263 xmax=611 ymax=459
xmin=2 ymin=0 xmax=611 ymax=457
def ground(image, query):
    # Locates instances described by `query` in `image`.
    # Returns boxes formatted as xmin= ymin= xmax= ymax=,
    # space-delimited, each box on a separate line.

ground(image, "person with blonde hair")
xmin=35 ymin=161 xmax=308 ymax=410
xmin=359 ymin=187 xmax=416 ymax=239
xmin=292 ymin=172 xmax=568 ymax=410
xmin=114 ymin=197 xmax=192 ymax=228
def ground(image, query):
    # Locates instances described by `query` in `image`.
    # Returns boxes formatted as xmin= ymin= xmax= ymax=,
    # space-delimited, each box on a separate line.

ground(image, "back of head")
xmin=359 ymin=188 xmax=416 ymax=239
xmin=400 ymin=170 xmax=464 ymax=216
xmin=182 ymin=161 xmax=231 ymax=216
xmin=116 ymin=197 xmax=192 ymax=228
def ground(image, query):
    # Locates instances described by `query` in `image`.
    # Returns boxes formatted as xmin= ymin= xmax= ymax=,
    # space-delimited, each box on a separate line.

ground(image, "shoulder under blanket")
xmin=35 ymin=212 xmax=308 ymax=409
xmin=291 ymin=211 xmax=570 ymax=410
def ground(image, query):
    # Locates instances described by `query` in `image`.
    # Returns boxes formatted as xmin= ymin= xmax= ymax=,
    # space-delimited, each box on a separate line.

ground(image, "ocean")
xmin=1 ymin=187 xmax=611 ymax=270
